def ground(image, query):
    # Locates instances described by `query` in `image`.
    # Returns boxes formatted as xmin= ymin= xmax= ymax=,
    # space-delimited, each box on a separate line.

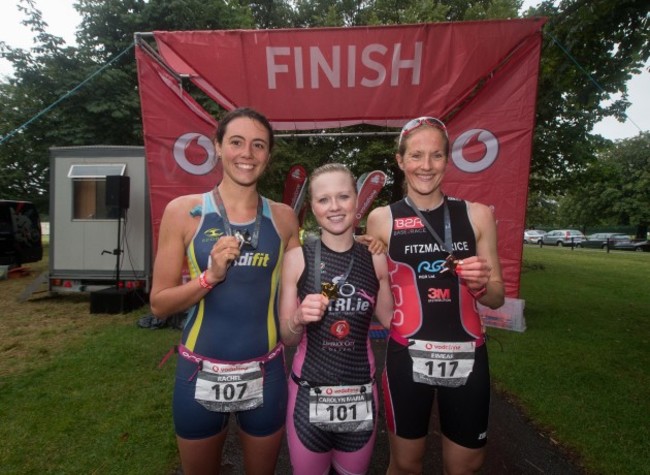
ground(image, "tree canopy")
xmin=1 ymin=0 xmax=648 ymax=229
xmin=527 ymin=0 xmax=649 ymax=196
xmin=559 ymin=132 xmax=650 ymax=237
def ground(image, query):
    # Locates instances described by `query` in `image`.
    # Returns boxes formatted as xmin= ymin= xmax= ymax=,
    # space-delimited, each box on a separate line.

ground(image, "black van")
xmin=0 ymin=200 xmax=43 ymax=266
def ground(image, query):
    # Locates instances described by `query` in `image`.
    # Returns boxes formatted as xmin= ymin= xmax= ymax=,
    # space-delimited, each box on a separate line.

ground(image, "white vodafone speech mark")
xmin=173 ymin=133 xmax=217 ymax=175
xmin=451 ymin=129 xmax=499 ymax=173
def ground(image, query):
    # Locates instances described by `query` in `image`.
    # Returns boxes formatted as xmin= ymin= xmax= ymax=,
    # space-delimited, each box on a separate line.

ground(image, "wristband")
xmin=198 ymin=271 xmax=214 ymax=290
xmin=287 ymin=317 xmax=304 ymax=335
xmin=469 ymin=285 xmax=487 ymax=300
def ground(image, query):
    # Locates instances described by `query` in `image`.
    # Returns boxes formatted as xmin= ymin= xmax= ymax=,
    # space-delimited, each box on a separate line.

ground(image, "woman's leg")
xmin=240 ymin=427 xmax=285 ymax=475
xmin=177 ymin=430 xmax=228 ymax=475
xmin=173 ymin=357 xmax=230 ymax=475
xmin=386 ymin=433 xmax=427 ymax=475
xmin=286 ymin=377 xmax=333 ymax=475
xmin=437 ymin=345 xmax=490 ymax=475
xmin=383 ymin=339 xmax=435 ymax=475
xmin=236 ymin=354 xmax=289 ymax=474
xmin=331 ymin=382 xmax=380 ymax=475
xmin=441 ymin=436 xmax=486 ymax=475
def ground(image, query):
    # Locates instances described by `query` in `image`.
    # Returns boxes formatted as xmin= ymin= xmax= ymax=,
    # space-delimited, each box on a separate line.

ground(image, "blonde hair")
xmin=309 ymin=163 xmax=357 ymax=197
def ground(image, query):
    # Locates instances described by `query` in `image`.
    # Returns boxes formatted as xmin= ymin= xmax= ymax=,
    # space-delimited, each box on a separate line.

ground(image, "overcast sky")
xmin=1 ymin=0 xmax=647 ymax=140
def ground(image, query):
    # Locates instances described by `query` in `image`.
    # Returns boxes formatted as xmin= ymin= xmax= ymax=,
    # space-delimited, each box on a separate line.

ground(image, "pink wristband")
xmin=199 ymin=271 xmax=214 ymax=290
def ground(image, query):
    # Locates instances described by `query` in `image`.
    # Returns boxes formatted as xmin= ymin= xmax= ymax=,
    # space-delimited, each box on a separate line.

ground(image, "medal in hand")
xmin=441 ymin=254 xmax=459 ymax=276
xmin=321 ymin=282 xmax=339 ymax=299
xmin=234 ymin=230 xmax=252 ymax=249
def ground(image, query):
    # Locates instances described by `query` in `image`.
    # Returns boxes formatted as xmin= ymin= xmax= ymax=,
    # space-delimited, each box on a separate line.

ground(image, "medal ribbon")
xmin=404 ymin=196 xmax=453 ymax=255
xmin=213 ymin=186 xmax=262 ymax=249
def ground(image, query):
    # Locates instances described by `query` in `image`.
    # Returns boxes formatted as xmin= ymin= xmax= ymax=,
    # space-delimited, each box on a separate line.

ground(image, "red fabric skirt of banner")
xmin=135 ymin=18 xmax=546 ymax=298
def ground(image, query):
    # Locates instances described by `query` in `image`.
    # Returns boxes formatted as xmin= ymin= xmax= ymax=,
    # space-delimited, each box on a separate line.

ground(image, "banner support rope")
xmin=548 ymin=32 xmax=643 ymax=134
xmin=0 ymin=43 xmax=135 ymax=146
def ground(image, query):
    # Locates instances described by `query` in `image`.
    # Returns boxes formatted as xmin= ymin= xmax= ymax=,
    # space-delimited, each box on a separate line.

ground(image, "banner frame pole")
xmin=276 ymin=131 xmax=399 ymax=139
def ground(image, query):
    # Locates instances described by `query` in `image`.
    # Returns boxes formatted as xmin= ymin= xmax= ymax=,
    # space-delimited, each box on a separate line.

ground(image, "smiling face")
xmin=215 ymin=117 xmax=271 ymax=187
xmin=396 ymin=126 xmax=448 ymax=201
xmin=310 ymin=169 xmax=357 ymax=237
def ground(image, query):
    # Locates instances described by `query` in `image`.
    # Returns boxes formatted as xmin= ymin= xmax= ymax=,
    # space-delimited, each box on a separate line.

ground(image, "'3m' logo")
xmin=428 ymin=288 xmax=451 ymax=301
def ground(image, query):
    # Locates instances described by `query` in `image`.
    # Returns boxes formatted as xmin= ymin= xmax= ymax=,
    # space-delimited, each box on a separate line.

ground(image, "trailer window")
xmin=68 ymin=164 xmax=126 ymax=220
xmin=68 ymin=164 xmax=126 ymax=178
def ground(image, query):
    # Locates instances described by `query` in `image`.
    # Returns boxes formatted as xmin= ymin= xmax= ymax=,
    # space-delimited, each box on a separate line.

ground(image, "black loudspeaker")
xmin=90 ymin=288 xmax=145 ymax=314
xmin=106 ymin=175 xmax=130 ymax=209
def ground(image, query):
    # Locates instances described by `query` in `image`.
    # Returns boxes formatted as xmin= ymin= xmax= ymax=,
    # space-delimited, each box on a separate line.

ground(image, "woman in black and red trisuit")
xmin=367 ymin=117 xmax=505 ymax=475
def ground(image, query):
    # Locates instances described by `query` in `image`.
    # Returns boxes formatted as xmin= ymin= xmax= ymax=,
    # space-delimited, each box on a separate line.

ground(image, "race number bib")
xmin=408 ymin=340 xmax=475 ymax=387
xmin=308 ymin=384 xmax=373 ymax=432
xmin=195 ymin=360 xmax=264 ymax=412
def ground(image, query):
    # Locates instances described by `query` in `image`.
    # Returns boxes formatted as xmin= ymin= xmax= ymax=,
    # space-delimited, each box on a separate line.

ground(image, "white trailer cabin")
xmin=48 ymin=146 xmax=151 ymax=293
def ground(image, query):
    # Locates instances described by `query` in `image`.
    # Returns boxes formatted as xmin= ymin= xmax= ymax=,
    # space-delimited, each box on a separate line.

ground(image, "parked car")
xmin=524 ymin=229 xmax=546 ymax=244
xmin=580 ymin=233 xmax=630 ymax=249
xmin=0 ymin=200 xmax=43 ymax=266
xmin=612 ymin=240 xmax=650 ymax=252
xmin=541 ymin=229 xmax=586 ymax=247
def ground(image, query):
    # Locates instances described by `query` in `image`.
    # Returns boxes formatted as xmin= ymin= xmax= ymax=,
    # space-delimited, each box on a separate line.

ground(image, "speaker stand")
xmin=93 ymin=207 xmax=144 ymax=314
xmin=113 ymin=207 xmax=124 ymax=288
xmin=101 ymin=207 xmax=125 ymax=288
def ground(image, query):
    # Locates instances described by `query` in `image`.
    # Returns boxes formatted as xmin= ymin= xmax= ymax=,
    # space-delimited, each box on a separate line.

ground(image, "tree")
xmin=525 ymin=0 xmax=649 ymax=197
xmin=559 ymin=132 xmax=650 ymax=237
xmin=0 ymin=0 xmax=82 ymax=211
xmin=524 ymin=190 xmax=559 ymax=228
xmin=247 ymin=0 xmax=296 ymax=28
xmin=0 ymin=0 xmax=261 ymax=212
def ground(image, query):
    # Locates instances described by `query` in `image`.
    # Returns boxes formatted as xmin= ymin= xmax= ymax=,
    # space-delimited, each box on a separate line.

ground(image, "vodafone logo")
xmin=173 ymin=133 xmax=218 ymax=175
xmin=451 ymin=129 xmax=499 ymax=173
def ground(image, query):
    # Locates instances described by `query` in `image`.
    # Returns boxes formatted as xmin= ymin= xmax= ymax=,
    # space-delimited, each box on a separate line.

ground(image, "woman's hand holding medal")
xmin=295 ymin=293 xmax=329 ymax=327
xmin=454 ymin=256 xmax=492 ymax=293
xmin=320 ymin=282 xmax=339 ymax=299
xmin=207 ymin=236 xmax=242 ymax=283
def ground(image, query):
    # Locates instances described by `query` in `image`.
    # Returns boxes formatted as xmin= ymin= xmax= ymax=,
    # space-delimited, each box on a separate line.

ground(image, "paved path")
xmin=203 ymin=339 xmax=586 ymax=474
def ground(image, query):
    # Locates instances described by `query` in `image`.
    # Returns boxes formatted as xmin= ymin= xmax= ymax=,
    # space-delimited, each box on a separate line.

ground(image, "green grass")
xmin=0 ymin=315 xmax=181 ymax=474
xmin=488 ymin=246 xmax=650 ymax=475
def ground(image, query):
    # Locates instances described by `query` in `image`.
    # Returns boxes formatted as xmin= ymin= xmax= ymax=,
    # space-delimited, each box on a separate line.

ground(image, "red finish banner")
xmin=440 ymin=30 xmax=543 ymax=297
xmin=135 ymin=46 xmax=222 ymax=253
xmin=153 ymin=19 xmax=545 ymax=130
xmin=136 ymin=18 xmax=546 ymax=297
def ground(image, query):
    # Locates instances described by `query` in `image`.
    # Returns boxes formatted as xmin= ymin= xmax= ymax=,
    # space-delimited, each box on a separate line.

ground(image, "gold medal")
xmin=321 ymin=282 xmax=338 ymax=299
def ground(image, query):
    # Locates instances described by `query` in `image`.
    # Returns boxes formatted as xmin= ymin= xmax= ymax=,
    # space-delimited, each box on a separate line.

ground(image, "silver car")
xmin=524 ymin=229 xmax=546 ymax=244
xmin=541 ymin=229 xmax=586 ymax=246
